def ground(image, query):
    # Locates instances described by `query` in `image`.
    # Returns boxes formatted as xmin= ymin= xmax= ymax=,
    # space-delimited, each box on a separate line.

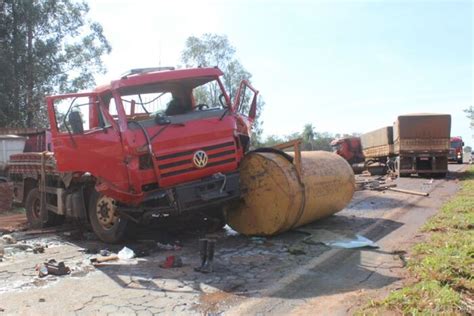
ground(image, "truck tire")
xmin=457 ymin=159 xmax=463 ymax=164
xmin=88 ymin=191 xmax=128 ymax=243
xmin=25 ymin=188 xmax=63 ymax=228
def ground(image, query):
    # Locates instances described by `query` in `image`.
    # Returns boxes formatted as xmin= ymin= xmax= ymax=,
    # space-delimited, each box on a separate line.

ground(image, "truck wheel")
xmin=457 ymin=159 xmax=463 ymax=164
xmin=88 ymin=191 xmax=128 ymax=243
xmin=25 ymin=188 xmax=63 ymax=228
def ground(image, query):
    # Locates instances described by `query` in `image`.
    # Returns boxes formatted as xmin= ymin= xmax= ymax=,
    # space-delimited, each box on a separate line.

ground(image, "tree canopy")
xmin=259 ymin=124 xmax=354 ymax=152
xmin=181 ymin=33 xmax=264 ymax=146
xmin=0 ymin=0 xmax=111 ymax=128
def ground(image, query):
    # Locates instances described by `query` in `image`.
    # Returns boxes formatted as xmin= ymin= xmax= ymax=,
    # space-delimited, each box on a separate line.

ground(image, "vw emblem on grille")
xmin=193 ymin=150 xmax=208 ymax=168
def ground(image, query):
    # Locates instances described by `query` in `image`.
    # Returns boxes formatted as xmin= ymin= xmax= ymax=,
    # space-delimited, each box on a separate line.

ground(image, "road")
xmin=0 ymin=163 xmax=467 ymax=315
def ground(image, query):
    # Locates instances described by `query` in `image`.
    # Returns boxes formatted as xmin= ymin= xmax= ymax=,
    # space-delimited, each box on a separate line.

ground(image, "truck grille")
xmin=156 ymin=141 xmax=236 ymax=178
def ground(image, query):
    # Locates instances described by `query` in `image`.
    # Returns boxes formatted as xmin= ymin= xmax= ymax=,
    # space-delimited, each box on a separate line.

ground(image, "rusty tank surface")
xmin=227 ymin=149 xmax=355 ymax=236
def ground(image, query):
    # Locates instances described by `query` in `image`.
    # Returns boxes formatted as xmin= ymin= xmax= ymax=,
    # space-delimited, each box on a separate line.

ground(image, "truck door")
xmin=233 ymin=80 xmax=259 ymax=122
xmin=47 ymin=93 xmax=130 ymax=191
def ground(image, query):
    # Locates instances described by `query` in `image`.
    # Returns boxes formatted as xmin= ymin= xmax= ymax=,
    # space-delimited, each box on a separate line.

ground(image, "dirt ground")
xmin=0 ymin=212 xmax=27 ymax=234
xmin=0 ymin=163 xmax=467 ymax=315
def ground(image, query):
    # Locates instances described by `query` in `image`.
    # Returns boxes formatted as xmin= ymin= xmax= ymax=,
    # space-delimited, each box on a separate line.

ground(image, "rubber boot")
xmin=194 ymin=238 xmax=208 ymax=272
xmin=200 ymin=239 xmax=215 ymax=273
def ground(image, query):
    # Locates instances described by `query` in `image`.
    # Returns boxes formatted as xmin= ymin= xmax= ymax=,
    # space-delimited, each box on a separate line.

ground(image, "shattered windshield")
xmin=120 ymin=92 xmax=172 ymax=117
xmin=110 ymin=78 xmax=227 ymax=122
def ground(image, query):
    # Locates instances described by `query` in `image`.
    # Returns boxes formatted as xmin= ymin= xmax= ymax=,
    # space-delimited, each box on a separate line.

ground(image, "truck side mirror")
xmin=462 ymin=142 xmax=465 ymax=146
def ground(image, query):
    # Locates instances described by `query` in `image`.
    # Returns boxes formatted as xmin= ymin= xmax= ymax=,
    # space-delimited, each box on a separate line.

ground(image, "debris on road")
xmin=297 ymin=228 xmax=378 ymax=249
xmin=36 ymin=259 xmax=71 ymax=277
xmin=117 ymin=246 xmax=135 ymax=259
xmin=250 ymin=237 xmax=266 ymax=244
xmin=160 ymin=255 xmax=183 ymax=269
xmin=0 ymin=234 xmax=48 ymax=259
xmin=357 ymin=178 xmax=429 ymax=196
xmin=387 ymin=187 xmax=430 ymax=197
xmin=99 ymin=249 xmax=111 ymax=257
xmin=156 ymin=241 xmax=182 ymax=251
xmin=1 ymin=234 xmax=17 ymax=244
xmin=90 ymin=254 xmax=119 ymax=265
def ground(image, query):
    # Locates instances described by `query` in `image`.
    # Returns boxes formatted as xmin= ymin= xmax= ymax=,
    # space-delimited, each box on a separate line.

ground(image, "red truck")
xmin=8 ymin=67 xmax=258 ymax=242
xmin=330 ymin=137 xmax=364 ymax=165
xmin=449 ymin=136 xmax=464 ymax=164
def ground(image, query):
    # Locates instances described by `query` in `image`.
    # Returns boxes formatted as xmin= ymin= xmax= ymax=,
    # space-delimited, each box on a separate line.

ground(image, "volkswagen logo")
xmin=193 ymin=150 xmax=208 ymax=168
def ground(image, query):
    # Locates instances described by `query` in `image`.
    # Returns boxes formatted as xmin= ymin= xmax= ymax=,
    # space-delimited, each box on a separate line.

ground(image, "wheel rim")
xmin=96 ymin=196 xmax=119 ymax=230
xmin=32 ymin=197 xmax=41 ymax=219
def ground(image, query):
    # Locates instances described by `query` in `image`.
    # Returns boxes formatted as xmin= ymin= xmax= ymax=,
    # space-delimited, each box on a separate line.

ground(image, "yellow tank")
xmin=227 ymin=150 xmax=355 ymax=235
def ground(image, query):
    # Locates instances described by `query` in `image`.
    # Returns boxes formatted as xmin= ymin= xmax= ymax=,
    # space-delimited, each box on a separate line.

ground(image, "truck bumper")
xmin=174 ymin=172 xmax=240 ymax=212
xmin=139 ymin=172 xmax=240 ymax=215
xmin=398 ymin=154 xmax=448 ymax=175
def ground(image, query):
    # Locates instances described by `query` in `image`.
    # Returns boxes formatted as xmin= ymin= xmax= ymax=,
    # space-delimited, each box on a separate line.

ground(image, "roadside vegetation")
xmin=361 ymin=166 xmax=474 ymax=315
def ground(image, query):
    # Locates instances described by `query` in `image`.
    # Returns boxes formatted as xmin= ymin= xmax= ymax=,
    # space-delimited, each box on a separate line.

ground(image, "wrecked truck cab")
xmin=13 ymin=67 xmax=258 ymax=242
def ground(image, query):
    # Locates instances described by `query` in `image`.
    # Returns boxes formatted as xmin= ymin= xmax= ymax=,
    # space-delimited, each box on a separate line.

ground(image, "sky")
xmin=87 ymin=0 xmax=473 ymax=146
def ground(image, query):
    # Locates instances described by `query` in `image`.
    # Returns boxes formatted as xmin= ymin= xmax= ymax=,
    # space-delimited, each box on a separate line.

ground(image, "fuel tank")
xmin=227 ymin=150 xmax=355 ymax=235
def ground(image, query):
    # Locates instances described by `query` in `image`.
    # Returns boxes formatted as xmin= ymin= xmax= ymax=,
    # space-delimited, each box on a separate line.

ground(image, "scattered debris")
xmin=250 ymin=237 xmax=266 ymax=244
xmin=156 ymin=242 xmax=182 ymax=251
xmin=356 ymin=179 xmax=397 ymax=191
xmin=90 ymin=254 xmax=119 ymax=265
xmin=287 ymin=245 xmax=306 ymax=255
xmin=160 ymin=255 xmax=183 ymax=268
xmin=99 ymin=249 xmax=112 ymax=257
xmin=1 ymin=234 xmax=17 ymax=244
xmin=33 ymin=244 xmax=45 ymax=254
xmin=129 ymin=245 xmax=150 ymax=258
xmin=297 ymin=228 xmax=378 ymax=249
xmin=357 ymin=179 xmax=429 ymax=196
xmin=117 ymin=246 xmax=135 ymax=259
xmin=424 ymin=178 xmax=434 ymax=185
xmin=195 ymin=238 xmax=215 ymax=273
xmin=36 ymin=259 xmax=71 ymax=277
xmin=387 ymin=187 xmax=429 ymax=197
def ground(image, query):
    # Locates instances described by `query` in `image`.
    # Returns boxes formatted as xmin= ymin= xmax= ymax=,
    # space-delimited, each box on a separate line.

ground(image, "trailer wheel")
xmin=88 ymin=191 xmax=128 ymax=243
xmin=25 ymin=188 xmax=63 ymax=228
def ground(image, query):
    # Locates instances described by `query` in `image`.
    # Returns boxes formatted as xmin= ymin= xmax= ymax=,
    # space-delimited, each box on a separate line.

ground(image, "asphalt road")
xmin=0 ymin=163 xmax=468 ymax=315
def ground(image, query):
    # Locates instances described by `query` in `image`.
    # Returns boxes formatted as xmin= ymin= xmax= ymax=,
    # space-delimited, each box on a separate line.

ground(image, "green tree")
xmin=262 ymin=134 xmax=285 ymax=147
xmin=302 ymin=123 xmax=315 ymax=150
xmin=313 ymin=131 xmax=334 ymax=151
xmin=0 ymin=0 xmax=111 ymax=128
xmin=181 ymin=33 xmax=264 ymax=147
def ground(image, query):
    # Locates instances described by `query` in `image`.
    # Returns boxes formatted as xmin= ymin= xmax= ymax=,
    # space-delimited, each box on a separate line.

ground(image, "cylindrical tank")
xmin=227 ymin=150 xmax=355 ymax=236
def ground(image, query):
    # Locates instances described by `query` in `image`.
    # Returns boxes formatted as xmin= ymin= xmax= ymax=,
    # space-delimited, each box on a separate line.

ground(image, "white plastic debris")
xmin=298 ymin=228 xmax=379 ymax=249
xmin=117 ymin=246 xmax=135 ymax=259
xmin=326 ymin=235 xmax=378 ymax=249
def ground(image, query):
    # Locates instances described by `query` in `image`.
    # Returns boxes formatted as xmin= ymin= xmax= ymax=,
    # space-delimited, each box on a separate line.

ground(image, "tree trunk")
xmin=11 ymin=1 xmax=21 ymax=126
xmin=26 ymin=3 xmax=34 ymax=127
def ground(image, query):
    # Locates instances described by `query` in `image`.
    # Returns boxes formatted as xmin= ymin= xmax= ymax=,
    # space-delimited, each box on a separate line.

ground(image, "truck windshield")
xmin=451 ymin=141 xmax=462 ymax=148
xmin=111 ymin=79 xmax=227 ymax=122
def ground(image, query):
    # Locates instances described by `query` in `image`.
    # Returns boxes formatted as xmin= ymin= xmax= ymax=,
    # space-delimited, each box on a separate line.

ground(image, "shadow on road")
xmin=40 ymin=213 xmax=403 ymax=302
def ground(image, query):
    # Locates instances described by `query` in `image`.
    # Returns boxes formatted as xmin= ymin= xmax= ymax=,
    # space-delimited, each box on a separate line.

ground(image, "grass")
xmin=359 ymin=166 xmax=474 ymax=315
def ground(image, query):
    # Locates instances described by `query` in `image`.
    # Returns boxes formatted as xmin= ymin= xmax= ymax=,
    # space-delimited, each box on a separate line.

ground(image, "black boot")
xmin=194 ymin=238 xmax=208 ymax=272
xmin=201 ymin=239 xmax=215 ymax=273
